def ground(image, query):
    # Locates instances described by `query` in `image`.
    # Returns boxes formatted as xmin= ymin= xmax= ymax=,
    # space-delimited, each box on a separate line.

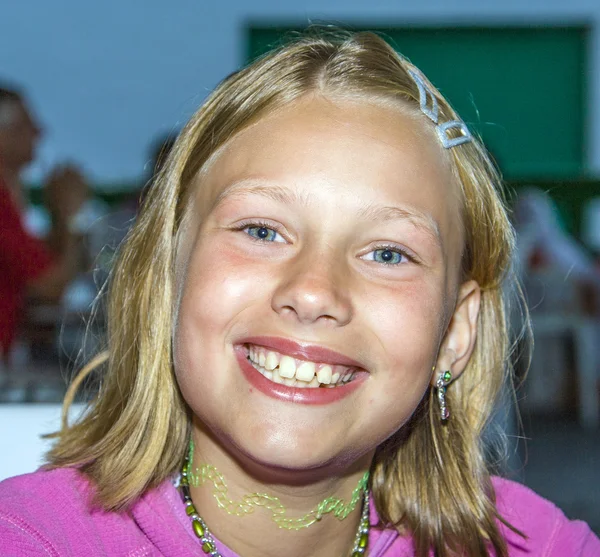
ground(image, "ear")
xmin=432 ymin=279 xmax=481 ymax=385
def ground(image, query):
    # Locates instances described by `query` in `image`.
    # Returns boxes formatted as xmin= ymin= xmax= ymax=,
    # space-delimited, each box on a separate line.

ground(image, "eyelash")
xmin=234 ymin=220 xmax=286 ymax=242
xmin=364 ymin=245 xmax=414 ymax=266
xmin=233 ymin=222 xmax=415 ymax=266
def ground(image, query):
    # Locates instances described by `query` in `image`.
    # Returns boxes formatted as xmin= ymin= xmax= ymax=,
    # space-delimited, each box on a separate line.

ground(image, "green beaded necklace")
xmin=179 ymin=454 xmax=370 ymax=557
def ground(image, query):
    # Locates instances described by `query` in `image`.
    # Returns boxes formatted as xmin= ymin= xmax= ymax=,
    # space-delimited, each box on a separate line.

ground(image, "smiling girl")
xmin=0 ymin=31 xmax=598 ymax=557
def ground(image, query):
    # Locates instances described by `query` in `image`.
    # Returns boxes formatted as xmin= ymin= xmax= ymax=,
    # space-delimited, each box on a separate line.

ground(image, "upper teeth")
xmin=247 ymin=345 xmax=356 ymax=387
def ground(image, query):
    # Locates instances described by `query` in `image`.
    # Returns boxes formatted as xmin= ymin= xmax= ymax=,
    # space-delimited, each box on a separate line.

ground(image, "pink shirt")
xmin=0 ymin=468 xmax=598 ymax=556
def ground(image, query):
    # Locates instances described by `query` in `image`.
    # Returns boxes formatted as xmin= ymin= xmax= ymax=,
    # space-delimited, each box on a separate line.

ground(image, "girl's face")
xmin=174 ymin=96 xmax=477 ymax=473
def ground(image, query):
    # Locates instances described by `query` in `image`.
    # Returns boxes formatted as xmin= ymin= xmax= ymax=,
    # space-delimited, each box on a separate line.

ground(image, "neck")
xmin=187 ymin=424 xmax=372 ymax=557
xmin=0 ymin=163 xmax=24 ymax=209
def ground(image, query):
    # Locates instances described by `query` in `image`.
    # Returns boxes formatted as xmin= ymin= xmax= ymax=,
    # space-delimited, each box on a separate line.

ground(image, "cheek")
xmin=172 ymin=241 xmax=258 ymax=411
xmin=173 ymin=238 xmax=271 ymax=365
xmin=364 ymin=280 xmax=443 ymax=378
xmin=363 ymin=283 xmax=441 ymax=436
xmin=181 ymin=241 xmax=257 ymax=312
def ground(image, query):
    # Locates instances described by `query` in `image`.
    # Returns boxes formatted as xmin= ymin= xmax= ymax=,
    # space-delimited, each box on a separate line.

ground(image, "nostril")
xmin=271 ymin=268 xmax=353 ymax=326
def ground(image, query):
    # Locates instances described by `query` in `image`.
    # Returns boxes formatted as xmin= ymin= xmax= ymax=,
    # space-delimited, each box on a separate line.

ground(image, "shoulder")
xmin=0 ymin=467 xmax=94 ymax=517
xmin=0 ymin=467 xmax=150 ymax=556
xmin=0 ymin=468 xmax=88 ymax=555
xmin=1 ymin=465 xmax=87 ymax=498
xmin=492 ymin=476 xmax=600 ymax=556
xmin=367 ymin=480 xmax=600 ymax=557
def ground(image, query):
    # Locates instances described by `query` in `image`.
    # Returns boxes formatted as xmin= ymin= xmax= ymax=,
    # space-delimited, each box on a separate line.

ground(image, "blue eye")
xmin=370 ymin=248 xmax=406 ymax=265
xmin=245 ymin=225 xmax=282 ymax=242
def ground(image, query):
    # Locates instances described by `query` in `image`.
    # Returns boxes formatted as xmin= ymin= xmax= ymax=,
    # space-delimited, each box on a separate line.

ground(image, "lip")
xmin=234 ymin=344 xmax=367 ymax=405
xmin=239 ymin=336 xmax=365 ymax=368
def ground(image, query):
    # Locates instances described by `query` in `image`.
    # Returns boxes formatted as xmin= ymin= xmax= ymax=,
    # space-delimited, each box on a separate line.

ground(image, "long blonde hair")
xmin=47 ymin=30 xmax=522 ymax=556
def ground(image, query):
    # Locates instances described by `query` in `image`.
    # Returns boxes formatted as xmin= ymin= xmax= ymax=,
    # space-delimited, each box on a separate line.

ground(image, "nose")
xmin=271 ymin=249 xmax=353 ymax=327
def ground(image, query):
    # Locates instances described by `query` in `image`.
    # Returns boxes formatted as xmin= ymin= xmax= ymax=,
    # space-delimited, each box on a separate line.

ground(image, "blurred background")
xmin=0 ymin=0 xmax=599 ymax=533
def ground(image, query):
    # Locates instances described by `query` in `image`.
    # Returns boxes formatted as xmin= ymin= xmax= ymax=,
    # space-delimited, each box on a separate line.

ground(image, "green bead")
xmin=443 ymin=370 xmax=452 ymax=382
xmin=192 ymin=519 xmax=205 ymax=538
xmin=358 ymin=533 xmax=369 ymax=549
xmin=186 ymin=504 xmax=196 ymax=516
xmin=202 ymin=540 xmax=215 ymax=553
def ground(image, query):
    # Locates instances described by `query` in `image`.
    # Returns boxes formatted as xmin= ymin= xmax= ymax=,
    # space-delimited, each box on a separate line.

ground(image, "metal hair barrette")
xmin=407 ymin=69 xmax=472 ymax=149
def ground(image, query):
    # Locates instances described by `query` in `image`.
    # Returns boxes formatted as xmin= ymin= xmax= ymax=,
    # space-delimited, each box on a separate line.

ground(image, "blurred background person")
xmin=0 ymin=85 xmax=88 ymax=368
xmin=513 ymin=187 xmax=600 ymax=428
xmin=514 ymin=187 xmax=600 ymax=309
xmin=91 ymin=133 xmax=177 ymax=278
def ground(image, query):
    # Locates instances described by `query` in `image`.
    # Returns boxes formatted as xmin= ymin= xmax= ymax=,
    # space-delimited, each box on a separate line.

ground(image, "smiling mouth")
xmin=244 ymin=343 xmax=359 ymax=388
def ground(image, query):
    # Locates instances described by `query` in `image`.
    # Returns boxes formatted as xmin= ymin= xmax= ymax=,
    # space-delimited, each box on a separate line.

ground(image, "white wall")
xmin=1 ymin=0 xmax=599 ymax=185
xmin=0 ymin=404 xmax=83 ymax=481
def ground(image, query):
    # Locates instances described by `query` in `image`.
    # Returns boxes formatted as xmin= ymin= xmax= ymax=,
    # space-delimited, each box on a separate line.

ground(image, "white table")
xmin=0 ymin=404 xmax=84 ymax=481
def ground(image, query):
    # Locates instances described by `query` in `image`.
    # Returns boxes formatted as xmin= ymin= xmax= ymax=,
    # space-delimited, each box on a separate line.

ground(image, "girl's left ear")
xmin=432 ymin=279 xmax=481 ymax=386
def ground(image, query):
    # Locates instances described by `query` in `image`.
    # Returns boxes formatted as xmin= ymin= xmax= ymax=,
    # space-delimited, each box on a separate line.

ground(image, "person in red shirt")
xmin=0 ymin=85 xmax=87 ymax=361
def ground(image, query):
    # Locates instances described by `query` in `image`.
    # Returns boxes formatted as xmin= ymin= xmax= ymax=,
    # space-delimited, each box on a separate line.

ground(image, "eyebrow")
xmin=212 ymin=178 xmax=442 ymax=247
xmin=356 ymin=204 xmax=441 ymax=247
xmin=212 ymin=179 xmax=303 ymax=209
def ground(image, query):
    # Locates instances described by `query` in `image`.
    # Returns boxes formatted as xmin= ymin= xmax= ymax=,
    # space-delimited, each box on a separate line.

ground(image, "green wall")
xmin=28 ymin=26 xmax=597 ymax=241
xmin=248 ymin=25 xmax=589 ymax=181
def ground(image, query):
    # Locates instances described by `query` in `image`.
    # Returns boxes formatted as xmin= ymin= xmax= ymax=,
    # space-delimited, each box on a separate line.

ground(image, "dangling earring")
xmin=435 ymin=370 xmax=452 ymax=421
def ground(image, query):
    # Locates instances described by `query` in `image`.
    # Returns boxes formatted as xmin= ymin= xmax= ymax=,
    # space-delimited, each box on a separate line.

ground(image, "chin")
xmin=224 ymin=424 xmax=370 ymax=480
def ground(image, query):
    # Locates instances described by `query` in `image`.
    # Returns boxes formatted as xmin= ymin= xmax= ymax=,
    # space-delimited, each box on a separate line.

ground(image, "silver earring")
xmin=435 ymin=370 xmax=452 ymax=421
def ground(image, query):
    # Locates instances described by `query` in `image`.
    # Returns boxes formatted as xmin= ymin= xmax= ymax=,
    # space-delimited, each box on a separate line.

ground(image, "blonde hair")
xmin=47 ymin=30 xmax=522 ymax=556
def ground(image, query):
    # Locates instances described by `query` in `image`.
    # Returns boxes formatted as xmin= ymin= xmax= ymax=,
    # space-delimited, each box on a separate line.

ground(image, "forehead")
xmin=195 ymin=95 xmax=464 ymax=264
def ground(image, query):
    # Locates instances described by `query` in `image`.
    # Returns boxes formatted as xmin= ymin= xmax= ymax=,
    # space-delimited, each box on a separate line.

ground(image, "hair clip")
xmin=407 ymin=68 xmax=472 ymax=149
xmin=407 ymin=69 xmax=439 ymax=124
xmin=436 ymin=121 xmax=472 ymax=149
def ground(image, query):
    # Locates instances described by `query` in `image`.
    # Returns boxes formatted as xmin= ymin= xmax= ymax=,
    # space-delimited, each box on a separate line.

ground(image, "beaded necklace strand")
xmin=179 ymin=453 xmax=370 ymax=557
